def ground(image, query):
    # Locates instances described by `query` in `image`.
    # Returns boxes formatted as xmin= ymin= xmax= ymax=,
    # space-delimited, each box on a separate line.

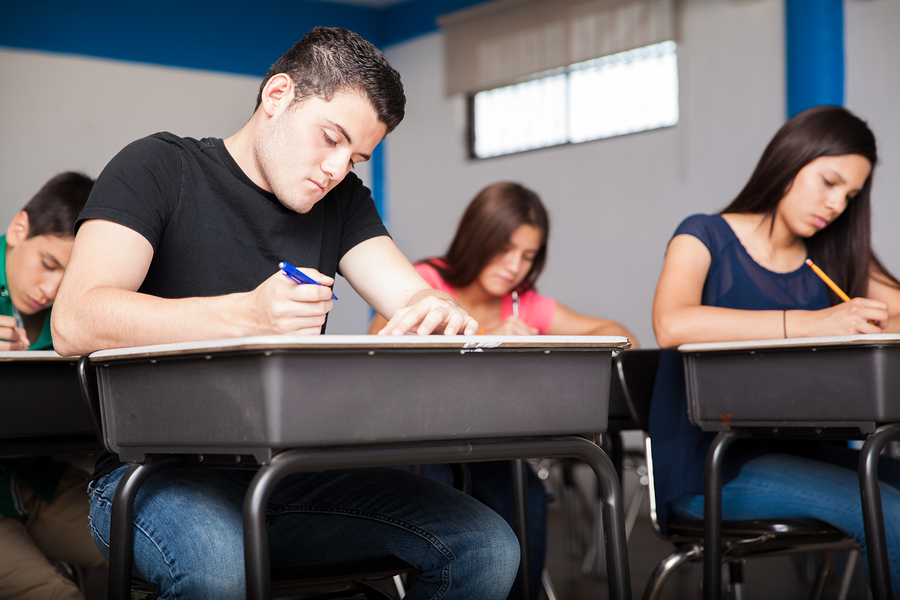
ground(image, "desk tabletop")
xmin=679 ymin=333 xmax=900 ymax=354
xmin=89 ymin=334 xmax=631 ymax=361
xmin=0 ymin=351 xmax=74 ymax=362
xmin=90 ymin=335 xmax=623 ymax=462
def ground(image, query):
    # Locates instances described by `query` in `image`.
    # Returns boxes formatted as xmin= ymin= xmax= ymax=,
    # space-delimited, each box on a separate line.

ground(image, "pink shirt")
xmin=416 ymin=262 xmax=557 ymax=334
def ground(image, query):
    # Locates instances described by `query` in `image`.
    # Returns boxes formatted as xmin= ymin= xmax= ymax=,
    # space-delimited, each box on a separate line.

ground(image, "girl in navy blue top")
xmin=650 ymin=106 xmax=900 ymax=594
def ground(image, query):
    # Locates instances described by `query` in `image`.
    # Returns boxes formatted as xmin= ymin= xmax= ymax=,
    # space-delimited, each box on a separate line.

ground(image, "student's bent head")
xmin=724 ymin=105 xmax=887 ymax=300
xmin=5 ymin=172 xmax=94 ymax=314
xmin=255 ymin=27 xmax=405 ymax=134
xmin=434 ymin=182 xmax=550 ymax=293
xmin=21 ymin=171 xmax=95 ymax=239
xmin=725 ymin=105 xmax=876 ymax=218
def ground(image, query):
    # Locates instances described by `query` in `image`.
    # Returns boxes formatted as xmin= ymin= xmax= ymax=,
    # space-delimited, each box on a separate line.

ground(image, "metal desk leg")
xmin=703 ymin=431 xmax=746 ymax=600
xmin=512 ymin=459 xmax=534 ymax=600
xmin=108 ymin=456 xmax=182 ymax=600
xmin=242 ymin=437 xmax=631 ymax=600
xmin=578 ymin=440 xmax=631 ymax=600
xmin=859 ymin=423 xmax=900 ymax=600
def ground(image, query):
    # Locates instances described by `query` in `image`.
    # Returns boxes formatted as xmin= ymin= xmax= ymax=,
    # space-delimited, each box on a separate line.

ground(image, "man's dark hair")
xmin=22 ymin=171 xmax=94 ymax=238
xmin=255 ymin=27 xmax=405 ymax=133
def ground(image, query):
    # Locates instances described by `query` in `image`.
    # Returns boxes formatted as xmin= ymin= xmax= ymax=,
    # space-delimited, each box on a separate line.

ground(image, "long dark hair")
xmin=722 ymin=105 xmax=898 ymax=301
xmin=426 ymin=182 xmax=550 ymax=293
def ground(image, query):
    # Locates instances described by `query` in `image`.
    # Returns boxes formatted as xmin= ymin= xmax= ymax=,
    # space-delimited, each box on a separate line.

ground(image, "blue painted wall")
xmin=0 ymin=0 xmax=492 ymax=77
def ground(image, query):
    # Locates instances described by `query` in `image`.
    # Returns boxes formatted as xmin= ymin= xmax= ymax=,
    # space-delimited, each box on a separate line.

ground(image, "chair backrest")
xmin=614 ymin=349 xmax=664 ymax=534
xmin=613 ymin=348 xmax=660 ymax=432
xmin=77 ymin=355 xmax=107 ymax=450
xmin=644 ymin=436 xmax=666 ymax=537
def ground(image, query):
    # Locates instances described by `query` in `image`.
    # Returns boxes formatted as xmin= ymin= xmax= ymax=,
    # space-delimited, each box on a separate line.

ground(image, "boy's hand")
xmin=242 ymin=269 xmax=335 ymax=335
xmin=378 ymin=294 xmax=478 ymax=336
xmin=0 ymin=315 xmax=30 ymax=350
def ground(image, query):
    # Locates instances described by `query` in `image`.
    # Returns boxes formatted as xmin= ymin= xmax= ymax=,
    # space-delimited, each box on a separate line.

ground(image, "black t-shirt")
xmin=78 ymin=132 xmax=390 ymax=478
xmin=78 ymin=132 xmax=389 ymax=296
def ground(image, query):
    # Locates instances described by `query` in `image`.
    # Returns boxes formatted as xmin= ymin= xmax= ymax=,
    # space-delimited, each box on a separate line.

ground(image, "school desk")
xmin=680 ymin=334 xmax=900 ymax=600
xmin=0 ymin=351 xmax=101 ymax=458
xmin=83 ymin=335 xmax=633 ymax=600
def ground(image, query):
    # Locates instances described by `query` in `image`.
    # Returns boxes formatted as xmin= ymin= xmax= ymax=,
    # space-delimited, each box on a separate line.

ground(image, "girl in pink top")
xmin=369 ymin=182 xmax=638 ymax=343
xmin=369 ymin=182 xmax=637 ymax=600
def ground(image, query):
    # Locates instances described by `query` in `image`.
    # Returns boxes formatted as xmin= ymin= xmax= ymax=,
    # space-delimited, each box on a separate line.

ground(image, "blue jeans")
xmin=87 ymin=464 xmax=519 ymax=600
xmin=670 ymin=446 xmax=900 ymax=595
xmin=414 ymin=462 xmax=548 ymax=600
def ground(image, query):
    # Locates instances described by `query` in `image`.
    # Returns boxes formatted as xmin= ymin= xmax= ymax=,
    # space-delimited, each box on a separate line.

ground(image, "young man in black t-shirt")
xmin=52 ymin=27 xmax=519 ymax=600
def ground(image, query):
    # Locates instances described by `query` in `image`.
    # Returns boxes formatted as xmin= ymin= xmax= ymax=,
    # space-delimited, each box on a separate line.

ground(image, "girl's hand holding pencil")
xmin=804 ymin=258 xmax=885 ymax=332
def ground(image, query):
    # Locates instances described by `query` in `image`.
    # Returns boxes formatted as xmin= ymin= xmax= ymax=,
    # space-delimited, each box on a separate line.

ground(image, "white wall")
xmin=383 ymin=0 xmax=788 ymax=347
xmin=0 ymin=48 xmax=259 ymax=226
xmin=846 ymin=0 xmax=900 ymax=277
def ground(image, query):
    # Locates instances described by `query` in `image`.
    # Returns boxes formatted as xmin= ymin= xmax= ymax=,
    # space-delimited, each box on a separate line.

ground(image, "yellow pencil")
xmin=805 ymin=258 xmax=851 ymax=302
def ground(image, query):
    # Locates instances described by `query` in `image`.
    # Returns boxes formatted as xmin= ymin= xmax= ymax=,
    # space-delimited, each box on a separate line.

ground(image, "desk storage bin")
xmin=0 ymin=352 xmax=94 ymax=438
xmin=681 ymin=334 xmax=900 ymax=433
xmin=90 ymin=335 xmax=628 ymax=463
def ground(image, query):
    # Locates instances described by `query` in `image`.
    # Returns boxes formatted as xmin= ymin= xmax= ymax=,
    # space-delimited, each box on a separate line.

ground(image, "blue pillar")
xmin=368 ymin=139 xmax=387 ymax=320
xmin=785 ymin=0 xmax=844 ymax=118
xmin=371 ymin=140 xmax=387 ymax=226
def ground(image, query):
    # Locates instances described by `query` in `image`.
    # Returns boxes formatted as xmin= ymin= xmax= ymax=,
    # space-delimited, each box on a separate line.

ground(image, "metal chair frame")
xmin=614 ymin=349 xmax=859 ymax=600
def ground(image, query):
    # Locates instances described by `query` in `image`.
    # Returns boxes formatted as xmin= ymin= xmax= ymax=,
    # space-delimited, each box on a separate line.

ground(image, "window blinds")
xmin=440 ymin=0 xmax=676 ymax=95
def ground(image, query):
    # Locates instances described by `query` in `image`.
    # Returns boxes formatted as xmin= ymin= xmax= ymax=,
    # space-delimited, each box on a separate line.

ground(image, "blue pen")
xmin=278 ymin=261 xmax=338 ymax=300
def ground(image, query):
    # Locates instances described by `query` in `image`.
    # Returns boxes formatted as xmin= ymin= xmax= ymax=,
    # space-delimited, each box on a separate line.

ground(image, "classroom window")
xmin=470 ymin=40 xmax=679 ymax=159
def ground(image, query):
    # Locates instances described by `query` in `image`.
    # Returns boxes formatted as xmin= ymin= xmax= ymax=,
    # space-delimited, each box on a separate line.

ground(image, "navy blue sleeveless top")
xmin=648 ymin=214 xmax=831 ymax=531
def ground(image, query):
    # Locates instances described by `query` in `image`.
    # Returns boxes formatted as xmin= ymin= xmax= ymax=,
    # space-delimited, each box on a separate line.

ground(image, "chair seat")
xmin=271 ymin=556 xmax=416 ymax=591
xmin=129 ymin=556 xmax=415 ymax=599
xmin=667 ymin=516 xmax=857 ymax=556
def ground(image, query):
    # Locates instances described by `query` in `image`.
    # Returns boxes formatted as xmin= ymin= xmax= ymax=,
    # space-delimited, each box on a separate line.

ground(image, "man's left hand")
xmin=378 ymin=292 xmax=478 ymax=336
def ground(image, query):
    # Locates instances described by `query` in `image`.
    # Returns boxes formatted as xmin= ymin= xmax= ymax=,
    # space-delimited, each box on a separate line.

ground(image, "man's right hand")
xmin=53 ymin=220 xmax=341 ymax=355
xmin=243 ymin=269 xmax=335 ymax=335
xmin=0 ymin=315 xmax=29 ymax=350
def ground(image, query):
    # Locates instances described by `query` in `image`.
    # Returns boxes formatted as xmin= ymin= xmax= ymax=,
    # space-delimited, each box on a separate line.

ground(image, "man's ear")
xmin=259 ymin=74 xmax=295 ymax=117
xmin=6 ymin=211 xmax=30 ymax=248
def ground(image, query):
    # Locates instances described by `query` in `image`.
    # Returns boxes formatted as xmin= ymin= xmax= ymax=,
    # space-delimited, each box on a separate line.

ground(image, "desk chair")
xmin=614 ymin=349 xmax=859 ymax=600
xmin=77 ymin=357 xmax=414 ymax=600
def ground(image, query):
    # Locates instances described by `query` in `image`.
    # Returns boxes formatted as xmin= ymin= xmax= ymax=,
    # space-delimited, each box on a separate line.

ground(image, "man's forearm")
xmin=51 ymin=286 xmax=251 ymax=356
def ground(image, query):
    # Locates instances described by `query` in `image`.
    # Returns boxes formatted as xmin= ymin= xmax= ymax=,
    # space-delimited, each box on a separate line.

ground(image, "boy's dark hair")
xmin=255 ymin=27 xmax=405 ymax=133
xmin=22 ymin=172 xmax=94 ymax=239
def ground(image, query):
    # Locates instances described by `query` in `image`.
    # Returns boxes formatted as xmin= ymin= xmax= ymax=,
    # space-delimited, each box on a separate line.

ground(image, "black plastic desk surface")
xmin=0 ymin=351 xmax=97 ymax=455
xmin=90 ymin=335 xmax=628 ymax=464
xmin=681 ymin=334 xmax=900 ymax=432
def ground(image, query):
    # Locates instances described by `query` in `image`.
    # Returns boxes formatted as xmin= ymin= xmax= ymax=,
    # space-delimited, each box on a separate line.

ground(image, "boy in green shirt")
xmin=0 ymin=171 xmax=107 ymax=599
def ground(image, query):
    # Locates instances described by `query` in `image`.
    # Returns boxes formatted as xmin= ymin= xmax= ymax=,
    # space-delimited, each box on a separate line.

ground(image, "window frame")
xmin=467 ymin=40 xmax=679 ymax=160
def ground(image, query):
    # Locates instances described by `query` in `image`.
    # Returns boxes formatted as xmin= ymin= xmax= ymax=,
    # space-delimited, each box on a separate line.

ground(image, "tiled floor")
xmin=539 ymin=458 xmax=873 ymax=600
